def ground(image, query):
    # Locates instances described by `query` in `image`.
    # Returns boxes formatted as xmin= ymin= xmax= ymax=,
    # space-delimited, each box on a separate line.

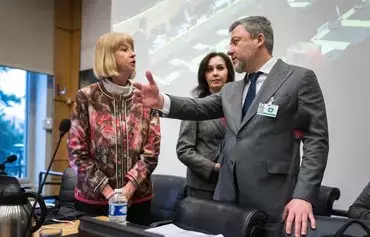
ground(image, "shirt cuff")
xmin=159 ymin=94 xmax=171 ymax=116
xmin=125 ymin=175 xmax=139 ymax=188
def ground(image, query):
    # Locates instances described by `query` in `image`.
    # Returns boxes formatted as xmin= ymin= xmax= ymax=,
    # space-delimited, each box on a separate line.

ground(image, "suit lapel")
xmin=228 ymin=79 xmax=246 ymax=131
xmin=239 ymin=59 xmax=293 ymax=130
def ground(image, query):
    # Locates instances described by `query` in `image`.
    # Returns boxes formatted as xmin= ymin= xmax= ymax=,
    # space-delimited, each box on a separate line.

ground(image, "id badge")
xmin=257 ymin=102 xmax=279 ymax=118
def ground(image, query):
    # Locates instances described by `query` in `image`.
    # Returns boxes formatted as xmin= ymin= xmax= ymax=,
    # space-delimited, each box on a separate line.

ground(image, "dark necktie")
xmin=242 ymin=71 xmax=262 ymax=119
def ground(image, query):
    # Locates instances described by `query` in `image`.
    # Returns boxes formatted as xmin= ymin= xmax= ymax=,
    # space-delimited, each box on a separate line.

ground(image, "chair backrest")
xmin=58 ymin=167 xmax=77 ymax=204
xmin=313 ymin=185 xmax=341 ymax=216
xmin=296 ymin=216 xmax=370 ymax=237
xmin=56 ymin=171 xmax=187 ymax=220
xmin=150 ymin=174 xmax=186 ymax=222
xmin=173 ymin=197 xmax=267 ymax=237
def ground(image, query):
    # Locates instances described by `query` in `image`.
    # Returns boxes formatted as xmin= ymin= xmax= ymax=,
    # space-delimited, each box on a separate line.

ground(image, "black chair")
xmin=290 ymin=216 xmax=370 ymax=237
xmin=42 ymin=168 xmax=83 ymax=223
xmin=150 ymin=174 xmax=186 ymax=223
xmin=331 ymin=209 xmax=349 ymax=217
xmin=41 ymin=168 xmax=76 ymax=205
xmin=314 ymin=185 xmax=341 ymax=216
xmin=42 ymin=170 xmax=186 ymax=224
xmin=171 ymin=197 xmax=267 ymax=237
xmin=57 ymin=167 xmax=77 ymax=205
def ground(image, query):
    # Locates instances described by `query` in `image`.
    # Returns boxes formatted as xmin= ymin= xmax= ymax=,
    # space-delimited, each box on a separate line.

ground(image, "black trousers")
xmin=75 ymin=199 xmax=152 ymax=226
xmin=233 ymin=166 xmax=284 ymax=237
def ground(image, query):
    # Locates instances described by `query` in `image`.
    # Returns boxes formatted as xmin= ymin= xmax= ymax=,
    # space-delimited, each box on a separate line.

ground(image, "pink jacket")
xmin=67 ymin=81 xmax=160 ymax=205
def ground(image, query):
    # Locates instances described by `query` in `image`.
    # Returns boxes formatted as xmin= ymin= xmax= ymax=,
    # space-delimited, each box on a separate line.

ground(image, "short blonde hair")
xmin=93 ymin=32 xmax=134 ymax=79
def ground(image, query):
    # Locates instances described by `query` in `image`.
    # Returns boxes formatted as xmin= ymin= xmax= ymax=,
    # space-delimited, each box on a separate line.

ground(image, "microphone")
xmin=6 ymin=154 xmax=17 ymax=163
xmin=59 ymin=118 xmax=72 ymax=138
xmin=0 ymin=154 xmax=17 ymax=171
xmin=22 ymin=119 xmax=71 ymax=237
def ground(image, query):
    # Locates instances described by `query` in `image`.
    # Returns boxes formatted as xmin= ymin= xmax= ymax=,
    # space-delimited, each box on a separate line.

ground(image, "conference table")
xmin=33 ymin=216 xmax=108 ymax=237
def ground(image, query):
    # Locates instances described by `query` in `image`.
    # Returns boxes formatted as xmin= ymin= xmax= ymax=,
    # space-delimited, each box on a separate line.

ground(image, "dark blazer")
xmin=166 ymin=59 xmax=329 ymax=223
xmin=348 ymin=181 xmax=370 ymax=220
xmin=176 ymin=119 xmax=225 ymax=191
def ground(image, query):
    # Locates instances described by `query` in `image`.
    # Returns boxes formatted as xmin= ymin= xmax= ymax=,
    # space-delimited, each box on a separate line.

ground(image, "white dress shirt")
xmin=241 ymin=57 xmax=277 ymax=107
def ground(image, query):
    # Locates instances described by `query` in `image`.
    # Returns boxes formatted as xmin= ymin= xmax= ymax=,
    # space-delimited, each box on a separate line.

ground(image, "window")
xmin=0 ymin=65 xmax=51 ymax=180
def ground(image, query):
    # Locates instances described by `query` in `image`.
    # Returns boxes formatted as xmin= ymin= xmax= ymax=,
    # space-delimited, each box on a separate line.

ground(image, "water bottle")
xmin=108 ymin=189 xmax=128 ymax=225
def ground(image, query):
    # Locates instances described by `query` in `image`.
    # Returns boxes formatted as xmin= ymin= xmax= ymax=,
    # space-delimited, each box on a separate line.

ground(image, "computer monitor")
xmin=78 ymin=216 xmax=164 ymax=237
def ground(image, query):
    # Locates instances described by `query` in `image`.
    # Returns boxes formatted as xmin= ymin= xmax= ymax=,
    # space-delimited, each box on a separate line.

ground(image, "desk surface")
xmin=33 ymin=216 xmax=108 ymax=237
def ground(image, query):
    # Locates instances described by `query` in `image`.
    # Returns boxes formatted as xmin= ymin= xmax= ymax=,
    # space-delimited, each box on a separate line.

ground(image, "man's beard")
xmin=234 ymin=60 xmax=245 ymax=73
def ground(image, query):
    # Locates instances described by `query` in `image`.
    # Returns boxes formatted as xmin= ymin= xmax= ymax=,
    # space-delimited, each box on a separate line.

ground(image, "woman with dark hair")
xmin=176 ymin=52 xmax=235 ymax=200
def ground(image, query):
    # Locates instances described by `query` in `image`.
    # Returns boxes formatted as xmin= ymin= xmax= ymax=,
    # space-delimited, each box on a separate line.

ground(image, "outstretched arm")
xmin=133 ymin=71 xmax=224 ymax=121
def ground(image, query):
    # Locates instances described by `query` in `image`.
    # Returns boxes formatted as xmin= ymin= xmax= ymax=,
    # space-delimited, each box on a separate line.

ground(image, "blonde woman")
xmin=68 ymin=32 xmax=160 ymax=225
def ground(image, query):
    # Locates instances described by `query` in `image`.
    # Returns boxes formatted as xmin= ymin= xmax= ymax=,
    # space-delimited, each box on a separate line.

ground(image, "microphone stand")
xmin=22 ymin=132 xmax=66 ymax=237
xmin=0 ymin=163 xmax=6 ymax=175
xmin=0 ymin=156 xmax=17 ymax=176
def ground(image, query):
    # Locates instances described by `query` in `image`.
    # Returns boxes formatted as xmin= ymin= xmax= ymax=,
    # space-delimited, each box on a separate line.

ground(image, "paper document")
xmin=146 ymin=224 xmax=224 ymax=237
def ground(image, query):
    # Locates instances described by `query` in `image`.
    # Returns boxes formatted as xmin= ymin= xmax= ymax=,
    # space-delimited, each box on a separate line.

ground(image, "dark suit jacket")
xmin=176 ymin=119 xmax=225 ymax=191
xmin=349 ymin=181 xmax=370 ymax=220
xmin=166 ymin=59 xmax=329 ymax=223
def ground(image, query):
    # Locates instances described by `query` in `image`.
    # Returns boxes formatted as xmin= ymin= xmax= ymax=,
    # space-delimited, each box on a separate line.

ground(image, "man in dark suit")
xmin=133 ymin=16 xmax=329 ymax=237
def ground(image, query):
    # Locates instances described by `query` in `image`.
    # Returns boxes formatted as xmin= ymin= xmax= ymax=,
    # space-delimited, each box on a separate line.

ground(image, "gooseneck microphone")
xmin=5 ymin=154 xmax=17 ymax=163
xmin=0 ymin=155 xmax=18 ymax=176
xmin=0 ymin=154 xmax=18 ymax=172
xmin=23 ymin=119 xmax=71 ymax=237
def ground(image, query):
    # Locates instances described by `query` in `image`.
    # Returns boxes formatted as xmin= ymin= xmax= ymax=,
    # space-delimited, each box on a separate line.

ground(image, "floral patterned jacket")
xmin=67 ymin=81 xmax=160 ymax=205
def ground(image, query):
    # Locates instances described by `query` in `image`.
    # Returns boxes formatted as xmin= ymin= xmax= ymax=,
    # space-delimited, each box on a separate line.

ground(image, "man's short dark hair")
xmin=229 ymin=16 xmax=274 ymax=55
